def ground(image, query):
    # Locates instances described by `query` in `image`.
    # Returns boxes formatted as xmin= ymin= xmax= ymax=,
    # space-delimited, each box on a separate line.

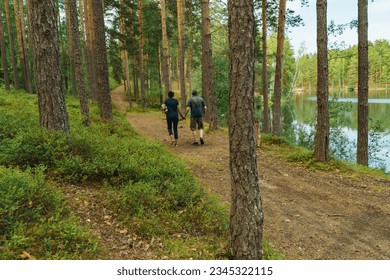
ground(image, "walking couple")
xmin=161 ymin=90 xmax=207 ymax=146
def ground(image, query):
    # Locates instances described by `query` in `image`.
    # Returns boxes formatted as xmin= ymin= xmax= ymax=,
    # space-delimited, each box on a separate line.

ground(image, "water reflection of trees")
xmin=294 ymin=91 xmax=390 ymax=130
xmin=286 ymin=94 xmax=390 ymax=172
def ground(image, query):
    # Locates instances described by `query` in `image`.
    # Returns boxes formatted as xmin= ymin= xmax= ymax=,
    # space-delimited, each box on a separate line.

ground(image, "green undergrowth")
xmin=0 ymin=166 xmax=100 ymax=259
xmin=261 ymin=134 xmax=389 ymax=179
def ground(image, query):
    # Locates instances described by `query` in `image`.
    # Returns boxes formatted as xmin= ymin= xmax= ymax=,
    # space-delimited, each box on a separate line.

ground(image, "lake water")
xmin=292 ymin=89 xmax=390 ymax=172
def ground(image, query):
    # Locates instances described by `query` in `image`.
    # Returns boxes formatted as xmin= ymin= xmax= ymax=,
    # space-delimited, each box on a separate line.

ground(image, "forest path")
xmin=111 ymin=85 xmax=390 ymax=260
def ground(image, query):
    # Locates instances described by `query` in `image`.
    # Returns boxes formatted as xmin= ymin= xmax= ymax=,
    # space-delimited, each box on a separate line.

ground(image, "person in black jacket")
xmin=161 ymin=90 xmax=185 ymax=146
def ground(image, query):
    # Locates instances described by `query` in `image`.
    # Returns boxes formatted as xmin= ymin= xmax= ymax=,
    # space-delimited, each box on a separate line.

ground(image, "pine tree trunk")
xmin=119 ymin=0 xmax=132 ymax=108
xmin=177 ymin=0 xmax=186 ymax=112
xmin=65 ymin=1 xmax=77 ymax=96
xmin=91 ymin=0 xmax=112 ymax=120
xmin=67 ymin=0 xmax=90 ymax=126
xmin=186 ymin=45 xmax=192 ymax=97
xmin=161 ymin=0 xmax=170 ymax=93
xmin=261 ymin=0 xmax=269 ymax=133
xmin=158 ymin=46 xmax=163 ymax=105
xmin=13 ymin=0 xmax=28 ymax=92
xmin=138 ymin=0 xmax=146 ymax=108
xmin=84 ymin=0 xmax=95 ymax=100
xmin=228 ymin=0 xmax=263 ymax=260
xmin=27 ymin=0 xmax=70 ymax=133
xmin=79 ymin=0 xmax=85 ymax=40
xmin=19 ymin=0 xmax=33 ymax=93
xmin=314 ymin=0 xmax=330 ymax=162
xmin=61 ymin=43 xmax=69 ymax=93
xmin=272 ymin=0 xmax=286 ymax=136
xmin=0 ymin=9 xmax=10 ymax=91
xmin=130 ymin=6 xmax=139 ymax=104
xmin=122 ymin=48 xmax=132 ymax=107
xmin=4 ymin=0 xmax=20 ymax=89
xmin=133 ymin=55 xmax=139 ymax=103
xmin=357 ymin=0 xmax=369 ymax=165
xmin=202 ymin=0 xmax=218 ymax=130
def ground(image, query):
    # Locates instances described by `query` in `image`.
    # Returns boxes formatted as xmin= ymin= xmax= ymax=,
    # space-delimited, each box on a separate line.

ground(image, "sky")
xmin=286 ymin=0 xmax=390 ymax=55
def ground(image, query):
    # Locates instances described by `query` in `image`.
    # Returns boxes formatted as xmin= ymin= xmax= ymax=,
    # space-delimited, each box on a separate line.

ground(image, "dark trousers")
xmin=167 ymin=115 xmax=179 ymax=139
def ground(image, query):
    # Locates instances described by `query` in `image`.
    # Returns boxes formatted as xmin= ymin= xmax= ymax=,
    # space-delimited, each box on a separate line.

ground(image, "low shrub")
xmin=0 ymin=166 xmax=98 ymax=259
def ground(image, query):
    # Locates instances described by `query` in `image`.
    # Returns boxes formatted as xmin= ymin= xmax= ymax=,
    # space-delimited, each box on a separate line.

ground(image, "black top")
xmin=164 ymin=97 xmax=179 ymax=119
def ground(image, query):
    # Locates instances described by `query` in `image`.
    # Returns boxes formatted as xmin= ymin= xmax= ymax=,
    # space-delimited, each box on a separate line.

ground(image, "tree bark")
xmin=161 ymin=0 xmax=170 ymax=93
xmin=138 ymin=0 xmax=147 ymax=108
xmin=79 ymin=0 xmax=85 ymax=42
xmin=158 ymin=46 xmax=163 ymax=105
xmin=65 ymin=1 xmax=77 ymax=96
xmin=314 ymin=0 xmax=330 ymax=162
xmin=84 ymin=0 xmax=95 ymax=100
xmin=228 ymin=0 xmax=263 ymax=260
xmin=177 ymin=0 xmax=186 ymax=112
xmin=67 ymin=0 xmax=90 ymax=126
xmin=186 ymin=43 xmax=192 ymax=97
xmin=91 ymin=0 xmax=113 ymax=120
xmin=119 ymin=0 xmax=132 ymax=108
xmin=18 ymin=0 xmax=33 ymax=93
xmin=272 ymin=0 xmax=286 ymax=136
xmin=202 ymin=0 xmax=218 ymax=130
xmin=13 ymin=0 xmax=30 ymax=92
xmin=4 ymin=0 xmax=20 ymax=89
xmin=27 ymin=0 xmax=70 ymax=133
xmin=0 ymin=8 xmax=10 ymax=91
xmin=261 ymin=0 xmax=269 ymax=133
xmin=129 ymin=6 xmax=139 ymax=104
xmin=357 ymin=0 xmax=369 ymax=166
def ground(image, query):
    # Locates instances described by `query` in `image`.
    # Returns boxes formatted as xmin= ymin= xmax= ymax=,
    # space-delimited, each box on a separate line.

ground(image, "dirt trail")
xmin=111 ymin=86 xmax=390 ymax=260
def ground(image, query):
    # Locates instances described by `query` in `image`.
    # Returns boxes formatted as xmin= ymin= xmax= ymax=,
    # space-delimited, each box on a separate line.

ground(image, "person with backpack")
xmin=161 ymin=90 xmax=185 ymax=146
xmin=185 ymin=90 xmax=207 ymax=145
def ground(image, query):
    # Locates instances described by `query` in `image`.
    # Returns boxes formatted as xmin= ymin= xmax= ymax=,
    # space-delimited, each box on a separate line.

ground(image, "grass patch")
xmin=262 ymin=240 xmax=284 ymax=260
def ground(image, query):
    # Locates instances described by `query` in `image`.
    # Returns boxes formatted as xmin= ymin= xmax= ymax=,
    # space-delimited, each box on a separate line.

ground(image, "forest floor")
xmin=108 ymin=86 xmax=390 ymax=260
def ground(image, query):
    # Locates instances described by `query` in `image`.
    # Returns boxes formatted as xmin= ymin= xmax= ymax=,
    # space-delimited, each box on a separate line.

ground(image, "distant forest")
xmin=294 ymin=39 xmax=390 ymax=92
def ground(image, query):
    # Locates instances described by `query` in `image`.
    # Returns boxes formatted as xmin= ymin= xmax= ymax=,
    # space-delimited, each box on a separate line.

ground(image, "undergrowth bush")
xmin=0 ymin=166 xmax=98 ymax=259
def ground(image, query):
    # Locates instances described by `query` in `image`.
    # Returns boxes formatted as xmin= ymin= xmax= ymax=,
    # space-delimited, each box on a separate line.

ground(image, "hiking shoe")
xmin=200 ymin=138 xmax=204 ymax=145
xmin=192 ymin=141 xmax=199 ymax=145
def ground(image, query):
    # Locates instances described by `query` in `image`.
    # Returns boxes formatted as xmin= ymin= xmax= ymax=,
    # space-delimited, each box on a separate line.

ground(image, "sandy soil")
xmin=87 ymin=86 xmax=390 ymax=260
